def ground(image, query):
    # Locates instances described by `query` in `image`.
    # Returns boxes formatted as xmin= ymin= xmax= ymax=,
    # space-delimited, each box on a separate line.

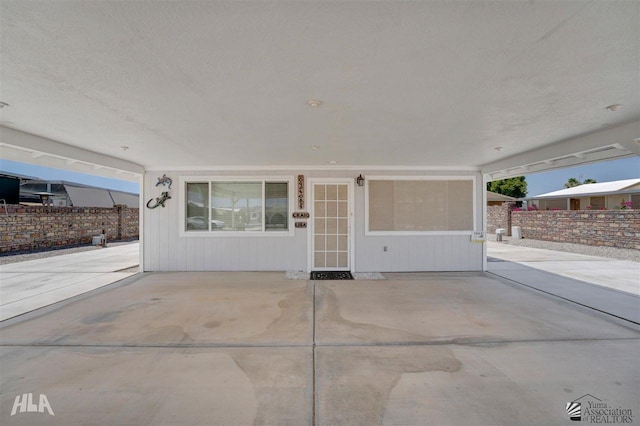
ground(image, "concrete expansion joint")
xmin=3 ymin=338 xmax=638 ymax=350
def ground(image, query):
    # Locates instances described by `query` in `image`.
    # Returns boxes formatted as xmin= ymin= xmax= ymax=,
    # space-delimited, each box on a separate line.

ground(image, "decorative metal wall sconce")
xmin=147 ymin=191 xmax=171 ymax=209
xmin=156 ymin=174 xmax=173 ymax=189
xmin=356 ymin=174 xmax=365 ymax=187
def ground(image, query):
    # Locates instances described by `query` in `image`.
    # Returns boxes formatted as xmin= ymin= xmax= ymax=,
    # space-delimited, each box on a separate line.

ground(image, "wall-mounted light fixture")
xmin=356 ymin=174 xmax=365 ymax=187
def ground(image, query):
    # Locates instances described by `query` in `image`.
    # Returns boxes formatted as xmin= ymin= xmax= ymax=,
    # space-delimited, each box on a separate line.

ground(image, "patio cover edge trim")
xmin=480 ymin=120 xmax=640 ymax=178
xmin=0 ymin=126 xmax=144 ymax=175
xmin=145 ymin=165 xmax=481 ymax=172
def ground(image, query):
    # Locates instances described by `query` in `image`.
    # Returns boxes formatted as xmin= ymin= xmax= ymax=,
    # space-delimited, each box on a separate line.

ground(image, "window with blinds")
xmin=367 ymin=179 xmax=474 ymax=232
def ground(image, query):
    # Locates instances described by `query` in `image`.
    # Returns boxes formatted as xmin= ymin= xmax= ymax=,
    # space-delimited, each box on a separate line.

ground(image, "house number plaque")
xmin=297 ymin=174 xmax=304 ymax=209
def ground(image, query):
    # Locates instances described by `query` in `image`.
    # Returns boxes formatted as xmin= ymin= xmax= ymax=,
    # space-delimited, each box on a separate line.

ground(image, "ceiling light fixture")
xmin=0 ymin=102 xmax=9 ymax=109
xmin=329 ymin=160 xmax=337 ymax=164
xmin=311 ymin=145 xmax=320 ymax=150
xmin=308 ymin=100 xmax=322 ymax=108
xmin=605 ymin=104 xmax=622 ymax=112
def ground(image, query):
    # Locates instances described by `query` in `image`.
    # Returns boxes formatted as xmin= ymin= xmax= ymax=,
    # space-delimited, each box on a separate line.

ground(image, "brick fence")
xmin=511 ymin=210 xmax=640 ymax=250
xmin=487 ymin=202 xmax=517 ymax=236
xmin=0 ymin=204 xmax=139 ymax=255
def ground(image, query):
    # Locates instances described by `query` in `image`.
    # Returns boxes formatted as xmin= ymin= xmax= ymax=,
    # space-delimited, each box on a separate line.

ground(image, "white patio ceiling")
xmin=0 ymin=1 xmax=638 ymax=181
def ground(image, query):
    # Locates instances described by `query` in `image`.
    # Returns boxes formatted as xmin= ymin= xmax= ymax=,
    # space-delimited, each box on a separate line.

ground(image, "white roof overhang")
xmin=481 ymin=121 xmax=640 ymax=180
xmin=0 ymin=126 xmax=143 ymax=181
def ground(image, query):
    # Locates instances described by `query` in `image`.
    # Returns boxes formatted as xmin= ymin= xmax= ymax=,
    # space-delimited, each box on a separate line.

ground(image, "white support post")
xmin=482 ymin=174 xmax=489 ymax=272
xmin=138 ymin=173 xmax=145 ymax=273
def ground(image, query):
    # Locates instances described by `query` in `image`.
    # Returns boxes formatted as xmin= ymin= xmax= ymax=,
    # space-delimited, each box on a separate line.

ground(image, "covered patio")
xmin=1 ymin=2 xmax=639 ymax=424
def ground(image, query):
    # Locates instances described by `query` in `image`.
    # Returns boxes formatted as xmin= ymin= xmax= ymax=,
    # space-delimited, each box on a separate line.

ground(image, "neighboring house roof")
xmin=487 ymin=191 xmax=516 ymax=202
xmin=0 ymin=171 xmax=40 ymax=180
xmin=19 ymin=179 xmax=139 ymax=208
xmin=110 ymin=191 xmax=139 ymax=208
xmin=64 ymin=185 xmax=117 ymax=208
xmin=528 ymin=178 xmax=640 ymax=200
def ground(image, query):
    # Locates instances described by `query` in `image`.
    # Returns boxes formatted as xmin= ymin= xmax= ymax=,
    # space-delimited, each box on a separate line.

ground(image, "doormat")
xmin=310 ymin=271 xmax=354 ymax=280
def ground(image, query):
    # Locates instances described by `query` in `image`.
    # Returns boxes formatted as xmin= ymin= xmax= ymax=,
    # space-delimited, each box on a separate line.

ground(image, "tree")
xmin=564 ymin=177 xmax=581 ymax=188
xmin=564 ymin=177 xmax=596 ymax=188
xmin=486 ymin=176 xmax=527 ymax=198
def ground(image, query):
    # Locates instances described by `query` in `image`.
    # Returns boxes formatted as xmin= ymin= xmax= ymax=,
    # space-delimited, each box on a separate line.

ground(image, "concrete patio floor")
xmin=1 ymin=272 xmax=639 ymax=425
xmin=487 ymin=241 xmax=640 ymax=324
xmin=0 ymin=243 xmax=139 ymax=321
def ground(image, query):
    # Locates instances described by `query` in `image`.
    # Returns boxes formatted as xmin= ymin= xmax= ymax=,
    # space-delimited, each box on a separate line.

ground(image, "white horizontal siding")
xmin=143 ymin=169 xmax=483 ymax=272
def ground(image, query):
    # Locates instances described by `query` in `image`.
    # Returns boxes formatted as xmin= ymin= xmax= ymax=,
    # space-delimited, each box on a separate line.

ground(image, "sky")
xmin=525 ymin=156 xmax=639 ymax=196
xmin=0 ymin=159 xmax=140 ymax=194
xmin=1 ymin=156 xmax=639 ymax=198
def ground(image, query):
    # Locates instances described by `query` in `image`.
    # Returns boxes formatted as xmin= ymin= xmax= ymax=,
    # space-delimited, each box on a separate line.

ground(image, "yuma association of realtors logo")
xmin=10 ymin=393 xmax=55 ymax=416
xmin=566 ymin=394 xmax=634 ymax=423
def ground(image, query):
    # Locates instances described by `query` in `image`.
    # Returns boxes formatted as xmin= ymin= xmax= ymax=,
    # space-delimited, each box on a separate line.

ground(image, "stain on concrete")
xmin=82 ymin=310 xmax=123 ymax=324
xmin=317 ymin=346 xmax=462 ymax=426
xmin=252 ymin=284 xmax=312 ymax=341
xmin=141 ymin=326 xmax=195 ymax=344
xmin=316 ymin=284 xmax=428 ymax=343
xmin=81 ymin=302 xmax=151 ymax=325
xmin=204 ymin=321 xmax=222 ymax=328
xmin=231 ymin=349 xmax=312 ymax=426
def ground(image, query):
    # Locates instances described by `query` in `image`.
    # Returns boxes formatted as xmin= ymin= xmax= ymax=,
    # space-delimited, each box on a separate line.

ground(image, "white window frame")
xmin=364 ymin=175 xmax=478 ymax=236
xmin=179 ymin=176 xmax=295 ymax=237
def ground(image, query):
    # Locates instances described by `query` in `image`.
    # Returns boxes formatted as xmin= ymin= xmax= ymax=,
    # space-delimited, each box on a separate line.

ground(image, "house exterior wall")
xmin=0 ymin=205 xmax=139 ymax=254
xmin=532 ymin=194 xmax=638 ymax=211
xmin=511 ymin=210 xmax=640 ymax=249
xmin=143 ymin=169 xmax=484 ymax=272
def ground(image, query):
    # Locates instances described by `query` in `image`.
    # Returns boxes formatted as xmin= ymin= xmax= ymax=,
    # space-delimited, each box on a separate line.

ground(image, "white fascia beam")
xmin=0 ymin=126 xmax=144 ymax=175
xmin=481 ymin=120 xmax=640 ymax=178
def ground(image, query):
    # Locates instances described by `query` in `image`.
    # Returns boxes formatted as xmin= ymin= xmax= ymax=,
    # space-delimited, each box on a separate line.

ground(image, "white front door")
xmin=310 ymin=180 xmax=353 ymax=271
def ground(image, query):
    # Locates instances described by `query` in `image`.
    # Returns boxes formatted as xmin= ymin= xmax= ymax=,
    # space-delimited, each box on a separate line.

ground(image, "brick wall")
xmin=487 ymin=202 xmax=516 ymax=236
xmin=511 ymin=210 xmax=640 ymax=250
xmin=0 ymin=205 xmax=139 ymax=254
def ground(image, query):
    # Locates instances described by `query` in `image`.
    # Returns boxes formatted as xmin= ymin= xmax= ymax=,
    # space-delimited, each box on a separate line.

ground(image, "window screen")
xmin=185 ymin=183 xmax=209 ymax=231
xmin=368 ymin=180 xmax=473 ymax=231
xmin=265 ymin=182 xmax=289 ymax=231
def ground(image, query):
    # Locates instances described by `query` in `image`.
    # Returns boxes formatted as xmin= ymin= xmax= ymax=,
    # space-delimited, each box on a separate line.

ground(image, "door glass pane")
xmin=326 ymin=185 xmax=338 ymax=200
xmin=327 ymin=201 xmax=338 ymax=217
xmin=186 ymin=183 xmax=209 ymax=231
